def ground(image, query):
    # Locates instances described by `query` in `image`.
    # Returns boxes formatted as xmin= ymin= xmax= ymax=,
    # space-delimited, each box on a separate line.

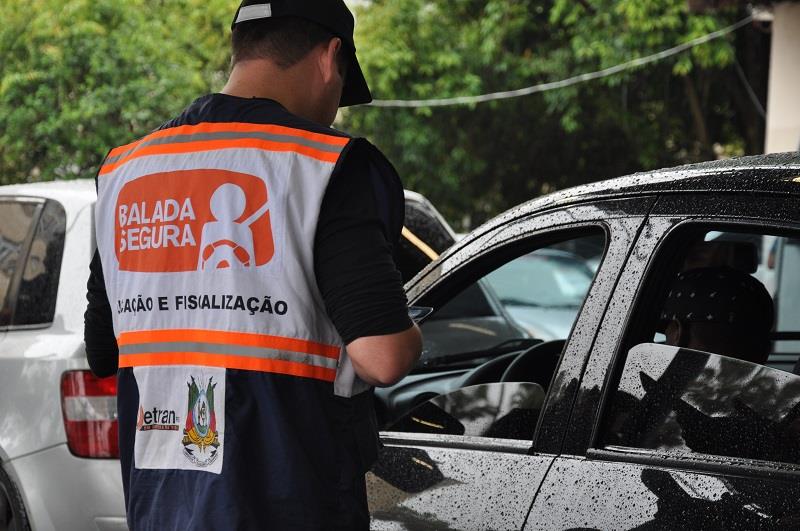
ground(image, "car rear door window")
xmin=0 ymin=198 xmax=66 ymax=329
xmin=13 ymin=199 xmax=66 ymax=326
xmin=600 ymin=226 xmax=800 ymax=466
xmin=0 ymin=200 xmax=40 ymax=326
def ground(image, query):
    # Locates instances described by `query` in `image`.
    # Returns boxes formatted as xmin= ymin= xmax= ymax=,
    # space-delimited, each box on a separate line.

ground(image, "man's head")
xmin=226 ymin=0 xmax=371 ymax=126
xmin=660 ymin=267 xmax=775 ymax=364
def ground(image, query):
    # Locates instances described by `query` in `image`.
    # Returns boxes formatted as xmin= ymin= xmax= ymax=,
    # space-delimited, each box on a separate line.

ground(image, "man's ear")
xmin=319 ymin=37 xmax=342 ymax=84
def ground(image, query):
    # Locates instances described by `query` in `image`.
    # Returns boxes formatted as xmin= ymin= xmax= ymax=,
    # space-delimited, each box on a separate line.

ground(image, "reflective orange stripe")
xmin=107 ymin=138 xmax=142 ymax=159
xmin=118 ymin=329 xmax=340 ymax=359
xmin=119 ymin=352 xmax=337 ymax=382
xmin=101 ymin=138 xmax=340 ymax=175
xmin=103 ymin=121 xmax=348 ymax=173
xmin=109 ymin=121 xmax=347 ymax=155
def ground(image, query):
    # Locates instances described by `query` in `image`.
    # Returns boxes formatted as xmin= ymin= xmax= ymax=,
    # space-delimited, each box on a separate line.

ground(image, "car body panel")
xmin=524 ymin=456 xmax=800 ymax=530
xmin=7 ymin=444 xmax=127 ymax=531
xmin=0 ymin=179 xmax=127 ymax=530
xmin=0 ymin=342 xmax=86 ymax=462
xmin=369 ymin=439 xmax=554 ymax=531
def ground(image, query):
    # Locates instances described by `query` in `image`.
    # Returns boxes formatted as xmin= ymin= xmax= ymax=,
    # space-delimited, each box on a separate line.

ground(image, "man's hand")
xmin=346 ymin=324 xmax=422 ymax=387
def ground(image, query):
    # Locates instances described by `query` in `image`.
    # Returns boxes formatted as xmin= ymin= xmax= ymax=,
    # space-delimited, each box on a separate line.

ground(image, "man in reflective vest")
xmin=84 ymin=1 xmax=422 ymax=529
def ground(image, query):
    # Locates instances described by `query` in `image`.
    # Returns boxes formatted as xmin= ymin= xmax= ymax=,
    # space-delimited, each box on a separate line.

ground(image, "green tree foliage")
xmin=0 ymin=0 xmax=230 ymax=183
xmin=0 ymin=0 xmax=768 ymax=230
xmin=343 ymin=0 xmax=767 ymax=228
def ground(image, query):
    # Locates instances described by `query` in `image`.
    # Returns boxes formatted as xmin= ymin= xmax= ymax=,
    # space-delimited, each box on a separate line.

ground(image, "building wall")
xmin=765 ymin=2 xmax=800 ymax=153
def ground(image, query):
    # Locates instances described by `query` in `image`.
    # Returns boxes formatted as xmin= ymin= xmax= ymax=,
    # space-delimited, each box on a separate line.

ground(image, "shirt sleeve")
xmin=84 ymin=249 xmax=119 ymax=377
xmin=314 ymin=140 xmax=412 ymax=344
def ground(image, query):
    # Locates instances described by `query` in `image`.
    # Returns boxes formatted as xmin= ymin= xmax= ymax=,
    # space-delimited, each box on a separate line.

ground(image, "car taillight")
xmin=60 ymin=370 xmax=119 ymax=458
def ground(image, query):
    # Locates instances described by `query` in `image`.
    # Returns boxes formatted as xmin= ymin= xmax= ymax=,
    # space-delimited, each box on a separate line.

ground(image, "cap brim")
xmin=339 ymin=52 xmax=372 ymax=107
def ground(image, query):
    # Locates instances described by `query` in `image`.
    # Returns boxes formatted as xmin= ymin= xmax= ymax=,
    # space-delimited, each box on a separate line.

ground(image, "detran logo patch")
xmin=115 ymin=169 xmax=274 ymax=272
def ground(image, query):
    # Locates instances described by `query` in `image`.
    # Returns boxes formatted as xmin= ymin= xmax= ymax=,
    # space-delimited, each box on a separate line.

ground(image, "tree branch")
xmin=683 ymin=74 xmax=713 ymax=159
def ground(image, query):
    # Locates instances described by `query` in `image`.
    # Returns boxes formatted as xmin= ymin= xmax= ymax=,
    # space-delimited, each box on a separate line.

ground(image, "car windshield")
xmin=486 ymin=252 xmax=594 ymax=309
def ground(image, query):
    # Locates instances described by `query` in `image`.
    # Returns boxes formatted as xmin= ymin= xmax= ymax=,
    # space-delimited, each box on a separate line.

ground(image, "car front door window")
xmin=384 ymin=231 xmax=606 ymax=441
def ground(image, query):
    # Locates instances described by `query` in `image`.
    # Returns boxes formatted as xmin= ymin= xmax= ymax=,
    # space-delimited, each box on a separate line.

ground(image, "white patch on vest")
xmin=236 ymin=4 xmax=272 ymax=24
xmin=133 ymin=366 xmax=226 ymax=474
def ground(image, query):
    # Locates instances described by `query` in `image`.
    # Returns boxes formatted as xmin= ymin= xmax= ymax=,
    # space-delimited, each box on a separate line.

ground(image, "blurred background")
xmin=0 ymin=0 xmax=798 ymax=231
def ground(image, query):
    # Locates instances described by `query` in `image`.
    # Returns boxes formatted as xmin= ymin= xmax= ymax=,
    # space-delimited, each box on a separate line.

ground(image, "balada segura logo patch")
xmin=182 ymin=375 xmax=220 ymax=467
xmin=115 ymin=169 xmax=274 ymax=272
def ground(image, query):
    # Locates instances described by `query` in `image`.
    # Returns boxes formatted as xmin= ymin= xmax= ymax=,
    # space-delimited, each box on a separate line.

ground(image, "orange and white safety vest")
xmin=96 ymin=110 xmax=370 ymax=480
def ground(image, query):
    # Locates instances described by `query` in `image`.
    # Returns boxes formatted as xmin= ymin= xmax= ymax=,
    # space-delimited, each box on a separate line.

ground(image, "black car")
xmin=370 ymin=153 xmax=800 ymax=530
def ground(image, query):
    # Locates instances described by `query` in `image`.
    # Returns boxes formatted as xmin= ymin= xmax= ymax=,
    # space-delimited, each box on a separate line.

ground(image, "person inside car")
xmin=659 ymin=266 xmax=775 ymax=365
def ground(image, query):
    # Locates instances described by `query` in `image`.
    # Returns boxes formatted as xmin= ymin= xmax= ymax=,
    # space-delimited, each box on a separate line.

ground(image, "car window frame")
xmin=0 ymin=196 xmax=46 ymax=331
xmin=385 ymin=196 xmax=654 ymax=456
xmin=579 ymin=193 xmax=800 ymax=480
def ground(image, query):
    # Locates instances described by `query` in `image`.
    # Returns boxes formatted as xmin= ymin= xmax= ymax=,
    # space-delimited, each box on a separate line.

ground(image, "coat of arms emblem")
xmin=182 ymin=376 xmax=220 ymax=467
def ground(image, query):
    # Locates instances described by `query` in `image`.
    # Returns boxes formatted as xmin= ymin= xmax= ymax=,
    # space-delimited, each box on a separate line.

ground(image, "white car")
xmin=0 ymin=179 xmax=127 ymax=531
xmin=0 ymin=181 xmax=459 ymax=531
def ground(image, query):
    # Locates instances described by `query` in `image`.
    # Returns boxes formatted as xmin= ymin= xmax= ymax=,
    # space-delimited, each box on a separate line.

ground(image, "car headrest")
xmin=683 ymin=240 xmax=759 ymax=273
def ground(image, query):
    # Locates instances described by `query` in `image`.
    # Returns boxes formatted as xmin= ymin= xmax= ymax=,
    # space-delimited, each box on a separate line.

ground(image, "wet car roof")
xmin=467 ymin=152 xmax=800 ymax=244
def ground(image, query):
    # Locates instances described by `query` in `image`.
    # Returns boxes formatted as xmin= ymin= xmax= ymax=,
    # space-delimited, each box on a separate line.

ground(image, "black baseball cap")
xmin=232 ymin=0 xmax=372 ymax=107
